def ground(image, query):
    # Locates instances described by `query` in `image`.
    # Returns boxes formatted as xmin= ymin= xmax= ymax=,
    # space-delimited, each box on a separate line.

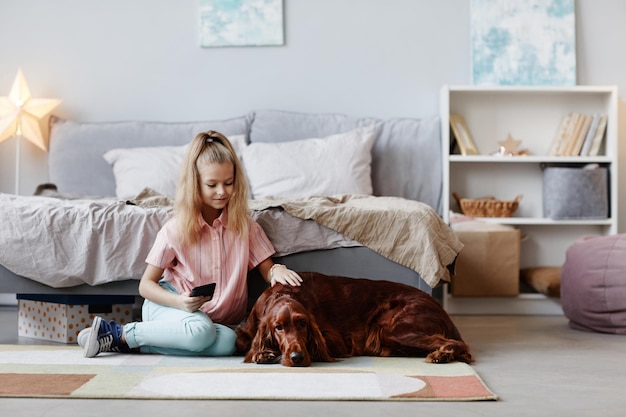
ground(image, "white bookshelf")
xmin=440 ymin=85 xmax=618 ymax=315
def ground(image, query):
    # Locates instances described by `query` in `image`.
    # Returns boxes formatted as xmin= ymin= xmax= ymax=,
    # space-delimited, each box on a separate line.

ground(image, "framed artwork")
xmin=470 ymin=0 xmax=576 ymax=86
xmin=449 ymin=114 xmax=479 ymax=156
xmin=199 ymin=0 xmax=284 ymax=47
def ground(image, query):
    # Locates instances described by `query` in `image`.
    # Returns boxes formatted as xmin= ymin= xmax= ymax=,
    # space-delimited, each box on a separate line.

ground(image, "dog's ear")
xmin=235 ymin=298 xmax=264 ymax=355
xmin=307 ymin=316 xmax=335 ymax=362
xmin=237 ymin=288 xmax=278 ymax=354
xmin=245 ymin=307 xmax=278 ymax=363
xmin=235 ymin=321 xmax=254 ymax=355
xmin=261 ymin=320 xmax=276 ymax=350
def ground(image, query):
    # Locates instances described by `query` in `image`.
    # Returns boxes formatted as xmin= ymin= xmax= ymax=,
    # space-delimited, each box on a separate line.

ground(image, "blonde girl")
xmin=83 ymin=131 xmax=301 ymax=357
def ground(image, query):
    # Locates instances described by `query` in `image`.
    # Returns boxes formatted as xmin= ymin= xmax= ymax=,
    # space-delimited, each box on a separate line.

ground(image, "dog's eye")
xmin=296 ymin=320 xmax=307 ymax=329
xmin=275 ymin=325 xmax=283 ymax=331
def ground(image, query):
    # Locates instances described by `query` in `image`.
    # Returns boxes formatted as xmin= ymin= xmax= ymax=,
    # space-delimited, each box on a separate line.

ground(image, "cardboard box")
xmin=17 ymin=294 xmax=135 ymax=344
xmin=451 ymin=225 xmax=521 ymax=297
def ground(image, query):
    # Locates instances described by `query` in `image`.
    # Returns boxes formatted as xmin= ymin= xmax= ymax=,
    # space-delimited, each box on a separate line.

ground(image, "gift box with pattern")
xmin=17 ymin=294 xmax=135 ymax=344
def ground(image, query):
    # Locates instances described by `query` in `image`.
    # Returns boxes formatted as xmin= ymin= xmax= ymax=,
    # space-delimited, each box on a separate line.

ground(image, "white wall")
xmin=1 ymin=0 xmax=626 ymax=228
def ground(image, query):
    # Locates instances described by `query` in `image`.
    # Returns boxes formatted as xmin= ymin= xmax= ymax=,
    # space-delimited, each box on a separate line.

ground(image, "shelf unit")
xmin=440 ymin=85 xmax=618 ymax=315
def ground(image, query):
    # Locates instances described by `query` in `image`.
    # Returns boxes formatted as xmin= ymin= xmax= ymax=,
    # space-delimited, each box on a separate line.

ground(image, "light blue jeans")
xmin=123 ymin=280 xmax=236 ymax=356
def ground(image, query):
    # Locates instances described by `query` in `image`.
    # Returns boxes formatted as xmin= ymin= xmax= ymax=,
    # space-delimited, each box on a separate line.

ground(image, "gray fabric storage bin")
xmin=543 ymin=165 xmax=608 ymax=219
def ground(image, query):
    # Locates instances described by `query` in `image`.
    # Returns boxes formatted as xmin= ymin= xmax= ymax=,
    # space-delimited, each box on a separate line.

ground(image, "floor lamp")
xmin=0 ymin=69 xmax=61 ymax=195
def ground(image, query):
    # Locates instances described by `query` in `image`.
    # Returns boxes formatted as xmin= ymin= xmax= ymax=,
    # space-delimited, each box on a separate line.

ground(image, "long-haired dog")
xmin=235 ymin=272 xmax=472 ymax=367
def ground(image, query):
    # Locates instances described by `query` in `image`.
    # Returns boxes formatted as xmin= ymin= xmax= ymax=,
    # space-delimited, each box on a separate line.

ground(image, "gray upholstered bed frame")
xmin=0 ymin=110 xmax=443 ymax=299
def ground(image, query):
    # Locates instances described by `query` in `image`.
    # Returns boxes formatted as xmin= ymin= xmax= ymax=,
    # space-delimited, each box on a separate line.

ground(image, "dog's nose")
xmin=290 ymin=351 xmax=304 ymax=364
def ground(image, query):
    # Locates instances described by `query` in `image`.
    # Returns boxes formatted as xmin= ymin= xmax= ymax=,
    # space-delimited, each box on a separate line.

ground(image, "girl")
xmin=83 ymin=131 xmax=302 ymax=357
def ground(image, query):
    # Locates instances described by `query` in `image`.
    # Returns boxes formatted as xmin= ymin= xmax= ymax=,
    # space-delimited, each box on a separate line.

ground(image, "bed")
xmin=0 ymin=109 xmax=461 ymax=302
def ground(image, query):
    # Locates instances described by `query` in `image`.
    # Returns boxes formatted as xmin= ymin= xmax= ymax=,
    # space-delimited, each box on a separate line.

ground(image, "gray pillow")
xmin=249 ymin=110 xmax=442 ymax=213
xmin=48 ymin=115 xmax=252 ymax=196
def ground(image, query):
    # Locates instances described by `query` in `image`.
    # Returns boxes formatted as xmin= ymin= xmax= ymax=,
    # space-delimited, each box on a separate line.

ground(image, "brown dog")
xmin=236 ymin=272 xmax=472 ymax=367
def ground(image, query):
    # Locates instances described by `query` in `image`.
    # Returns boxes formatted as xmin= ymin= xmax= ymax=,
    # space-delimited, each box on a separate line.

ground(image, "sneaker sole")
xmin=83 ymin=316 xmax=103 ymax=358
xmin=77 ymin=327 xmax=91 ymax=347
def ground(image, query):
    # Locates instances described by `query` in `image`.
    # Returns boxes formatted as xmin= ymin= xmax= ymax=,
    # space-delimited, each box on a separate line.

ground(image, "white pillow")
xmin=242 ymin=126 xmax=376 ymax=199
xmin=103 ymin=135 xmax=247 ymax=199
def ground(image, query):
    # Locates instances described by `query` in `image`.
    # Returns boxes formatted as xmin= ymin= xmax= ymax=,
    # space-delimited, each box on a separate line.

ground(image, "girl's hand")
xmin=179 ymin=292 xmax=212 ymax=312
xmin=270 ymin=264 xmax=302 ymax=287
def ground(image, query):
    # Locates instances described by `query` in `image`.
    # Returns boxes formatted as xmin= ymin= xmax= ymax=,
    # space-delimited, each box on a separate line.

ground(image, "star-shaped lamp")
xmin=0 ymin=69 xmax=61 ymax=194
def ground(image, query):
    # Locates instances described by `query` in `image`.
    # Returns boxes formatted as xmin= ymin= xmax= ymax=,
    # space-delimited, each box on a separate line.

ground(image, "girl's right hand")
xmin=179 ymin=292 xmax=211 ymax=312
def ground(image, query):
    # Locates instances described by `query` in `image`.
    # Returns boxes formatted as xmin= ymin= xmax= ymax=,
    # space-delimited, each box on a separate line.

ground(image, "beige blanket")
xmin=130 ymin=191 xmax=465 ymax=287
xmin=250 ymin=194 xmax=463 ymax=287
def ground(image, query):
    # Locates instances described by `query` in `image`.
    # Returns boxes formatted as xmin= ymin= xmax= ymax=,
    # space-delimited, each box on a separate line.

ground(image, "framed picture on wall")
xmin=199 ymin=0 xmax=284 ymax=47
xmin=449 ymin=114 xmax=479 ymax=156
xmin=470 ymin=0 xmax=576 ymax=86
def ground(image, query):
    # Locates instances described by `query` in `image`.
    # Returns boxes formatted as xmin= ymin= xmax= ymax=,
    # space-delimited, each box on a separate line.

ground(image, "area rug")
xmin=0 ymin=345 xmax=497 ymax=401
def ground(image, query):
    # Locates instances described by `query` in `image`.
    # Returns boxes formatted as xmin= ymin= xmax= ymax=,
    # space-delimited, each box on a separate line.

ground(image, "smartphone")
xmin=190 ymin=282 xmax=216 ymax=298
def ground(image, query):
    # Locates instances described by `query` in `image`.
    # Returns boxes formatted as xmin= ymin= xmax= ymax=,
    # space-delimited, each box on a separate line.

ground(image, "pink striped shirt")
xmin=145 ymin=212 xmax=275 ymax=325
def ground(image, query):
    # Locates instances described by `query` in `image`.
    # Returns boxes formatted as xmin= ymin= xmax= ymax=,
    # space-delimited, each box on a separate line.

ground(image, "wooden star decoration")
xmin=498 ymin=133 xmax=522 ymax=156
xmin=0 ymin=69 xmax=61 ymax=151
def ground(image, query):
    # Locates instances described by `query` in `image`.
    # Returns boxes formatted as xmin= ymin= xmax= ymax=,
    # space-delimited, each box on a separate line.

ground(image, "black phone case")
xmin=190 ymin=283 xmax=216 ymax=297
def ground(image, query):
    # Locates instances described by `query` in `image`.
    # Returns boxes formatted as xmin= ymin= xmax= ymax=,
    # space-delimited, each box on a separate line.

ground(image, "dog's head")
xmin=252 ymin=292 xmax=334 ymax=367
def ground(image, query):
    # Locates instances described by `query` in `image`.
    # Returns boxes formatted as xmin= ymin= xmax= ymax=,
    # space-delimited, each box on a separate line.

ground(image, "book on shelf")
xmin=586 ymin=114 xmax=608 ymax=157
xmin=548 ymin=113 xmax=572 ymax=156
xmin=579 ymin=114 xmax=602 ymax=156
xmin=550 ymin=112 xmax=607 ymax=156
xmin=555 ymin=112 xmax=581 ymax=156
xmin=567 ymin=114 xmax=593 ymax=156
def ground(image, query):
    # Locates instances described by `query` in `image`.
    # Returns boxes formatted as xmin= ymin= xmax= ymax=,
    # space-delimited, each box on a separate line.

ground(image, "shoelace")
xmin=97 ymin=333 xmax=115 ymax=353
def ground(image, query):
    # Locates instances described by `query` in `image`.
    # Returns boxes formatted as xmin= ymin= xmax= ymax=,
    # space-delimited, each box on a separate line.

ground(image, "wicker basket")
xmin=453 ymin=193 xmax=522 ymax=218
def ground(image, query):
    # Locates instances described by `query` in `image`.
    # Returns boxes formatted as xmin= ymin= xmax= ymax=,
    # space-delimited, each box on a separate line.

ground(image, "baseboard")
xmin=0 ymin=294 xmax=17 ymax=306
xmin=444 ymin=293 xmax=563 ymax=316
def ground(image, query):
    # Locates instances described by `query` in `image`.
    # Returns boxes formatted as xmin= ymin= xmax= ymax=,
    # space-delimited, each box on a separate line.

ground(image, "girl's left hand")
xmin=270 ymin=265 xmax=302 ymax=286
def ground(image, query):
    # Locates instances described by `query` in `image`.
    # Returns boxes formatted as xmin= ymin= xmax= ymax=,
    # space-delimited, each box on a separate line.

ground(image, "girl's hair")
xmin=175 ymin=130 xmax=249 ymax=247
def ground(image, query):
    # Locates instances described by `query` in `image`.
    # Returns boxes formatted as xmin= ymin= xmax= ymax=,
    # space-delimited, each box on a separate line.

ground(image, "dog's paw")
xmin=426 ymin=348 xmax=455 ymax=364
xmin=426 ymin=343 xmax=473 ymax=364
xmin=252 ymin=351 xmax=282 ymax=364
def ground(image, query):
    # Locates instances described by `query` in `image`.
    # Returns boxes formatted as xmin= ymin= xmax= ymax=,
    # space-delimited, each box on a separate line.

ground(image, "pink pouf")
xmin=561 ymin=234 xmax=626 ymax=334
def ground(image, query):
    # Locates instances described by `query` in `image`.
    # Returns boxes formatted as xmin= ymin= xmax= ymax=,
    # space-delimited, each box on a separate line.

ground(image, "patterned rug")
xmin=0 ymin=345 xmax=497 ymax=401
